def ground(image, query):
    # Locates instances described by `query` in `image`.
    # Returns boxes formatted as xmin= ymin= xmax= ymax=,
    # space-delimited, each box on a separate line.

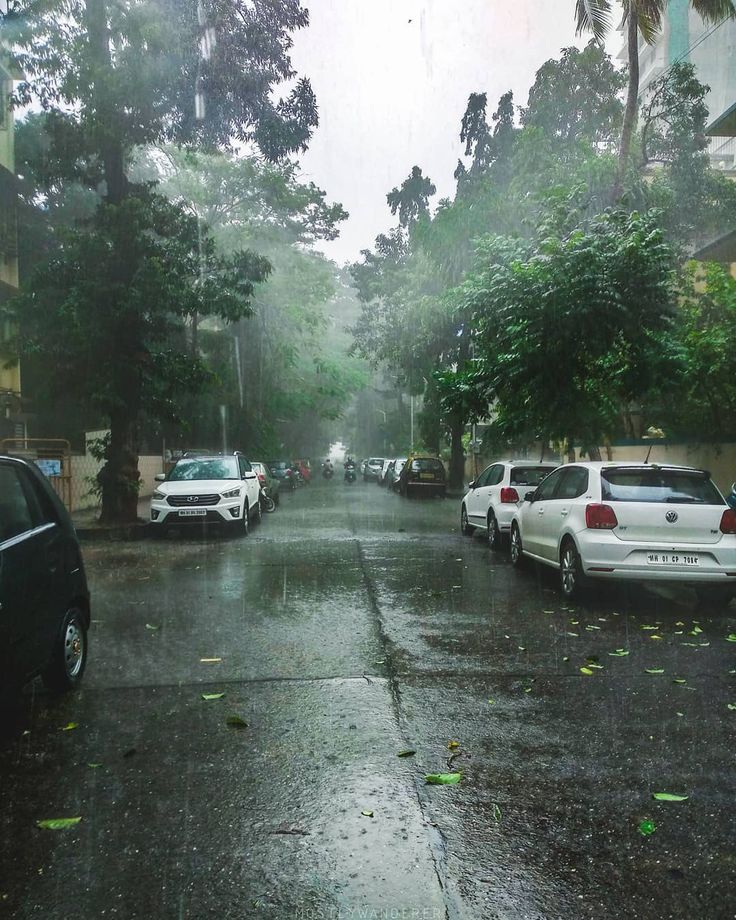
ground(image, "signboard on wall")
xmin=35 ymin=458 xmax=62 ymax=477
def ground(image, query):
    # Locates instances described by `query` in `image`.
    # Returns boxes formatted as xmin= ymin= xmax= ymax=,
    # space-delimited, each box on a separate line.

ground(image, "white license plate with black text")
xmin=646 ymin=552 xmax=699 ymax=566
xmin=178 ymin=509 xmax=207 ymax=517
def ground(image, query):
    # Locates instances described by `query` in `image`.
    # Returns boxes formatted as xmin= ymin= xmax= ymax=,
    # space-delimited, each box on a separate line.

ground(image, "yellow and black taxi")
xmin=398 ymin=454 xmax=447 ymax=498
xmin=0 ymin=455 xmax=90 ymax=697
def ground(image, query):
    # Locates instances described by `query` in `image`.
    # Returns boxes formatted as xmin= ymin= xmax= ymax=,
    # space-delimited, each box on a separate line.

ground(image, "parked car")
xmin=386 ymin=458 xmax=407 ymax=492
xmin=377 ymin=458 xmax=393 ymax=485
xmin=461 ymin=460 xmax=558 ymax=549
xmin=363 ymin=457 xmax=386 ymax=482
xmin=0 ymin=455 xmax=90 ymax=696
xmin=252 ymin=461 xmax=280 ymax=508
xmin=150 ymin=453 xmax=262 ymax=534
xmin=399 ymin=455 xmax=447 ymax=498
xmin=509 ymin=461 xmax=736 ymax=605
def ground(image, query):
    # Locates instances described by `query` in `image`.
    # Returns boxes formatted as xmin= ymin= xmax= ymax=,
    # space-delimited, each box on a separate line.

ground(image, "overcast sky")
xmin=289 ymin=0 xmax=622 ymax=265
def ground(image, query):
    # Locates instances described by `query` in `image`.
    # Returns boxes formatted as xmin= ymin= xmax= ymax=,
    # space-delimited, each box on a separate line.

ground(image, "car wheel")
xmin=233 ymin=504 xmax=249 ymax=536
xmin=461 ymin=506 xmax=473 ymax=536
xmin=560 ymin=539 xmax=587 ymax=600
xmin=252 ymin=497 xmax=262 ymax=524
xmin=487 ymin=511 xmax=503 ymax=551
xmin=42 ymin=607 xmax=88 ymax=692
xmin=695 ymin=586 xmax=735 ymax=609
xmin=510 ymin=523 xmax=524 ymax=567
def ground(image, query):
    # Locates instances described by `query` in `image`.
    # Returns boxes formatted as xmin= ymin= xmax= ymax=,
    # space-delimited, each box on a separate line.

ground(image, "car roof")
xmin=563 ymin=461 xmax=709 ymax=473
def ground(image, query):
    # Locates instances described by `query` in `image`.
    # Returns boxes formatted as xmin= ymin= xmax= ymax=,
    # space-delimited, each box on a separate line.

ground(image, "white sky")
xmin=289 ymin=0 xmax=622 ymax=265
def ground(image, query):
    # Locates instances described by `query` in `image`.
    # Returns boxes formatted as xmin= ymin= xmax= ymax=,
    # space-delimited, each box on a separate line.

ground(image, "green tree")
xmin=386 ymin=166 xmax=436 ymax=228
xmin=574 ymin=0 xmax=735 ymax=195
xmin=2 ymin=0 xmax=318 ymax=520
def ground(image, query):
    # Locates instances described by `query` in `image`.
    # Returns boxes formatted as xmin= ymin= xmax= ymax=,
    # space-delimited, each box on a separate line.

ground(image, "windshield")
xmin=601 ymin=469 xmax=724 ymax=504
xmin=511 ymin=466 xmax=555 ymax=487
xmin=167 ymin=458 xmax=240 ymax=482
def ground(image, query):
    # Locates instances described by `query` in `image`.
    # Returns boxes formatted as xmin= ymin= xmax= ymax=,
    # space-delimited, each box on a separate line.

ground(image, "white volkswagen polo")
xmin=509 ymin=462 xmax=736 ymax=606
xmin=150 ymin=453 xmax=262 ymax=535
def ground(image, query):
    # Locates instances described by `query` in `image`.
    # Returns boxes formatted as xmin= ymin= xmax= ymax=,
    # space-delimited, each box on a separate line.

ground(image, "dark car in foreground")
xmin=0 ymin=455 xmax=90 ymax=697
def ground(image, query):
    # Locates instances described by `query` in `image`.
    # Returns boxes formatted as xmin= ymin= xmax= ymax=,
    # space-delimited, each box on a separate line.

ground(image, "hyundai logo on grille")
xmin=187 ymin=496 xmax=197 ymax=502
xmin=665 ymin=511 xmax=679 ymax=523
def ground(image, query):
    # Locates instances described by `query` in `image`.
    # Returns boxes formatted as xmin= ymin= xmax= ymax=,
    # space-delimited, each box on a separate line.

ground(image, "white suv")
xmin=150 ymin=454 xmax=262 ymax=535
xmin=509 ymin=462 xmax=736 ymax=605
xmin=461 ymin=460 xmax=558 ymax=549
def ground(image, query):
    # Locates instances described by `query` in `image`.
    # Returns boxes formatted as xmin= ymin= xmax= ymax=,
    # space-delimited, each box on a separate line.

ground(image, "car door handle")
xmin=537 ymin=508 xmax=544 ymax=515
xmin=561 ymin=509 xmax=569 ymax=516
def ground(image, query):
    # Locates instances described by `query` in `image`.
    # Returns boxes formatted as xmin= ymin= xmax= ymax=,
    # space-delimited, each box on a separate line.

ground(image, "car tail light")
xmin=720 ymin=509 xmax=736 ymax=534
xmin=585 ymin=504 xmax=618 ymax=530
xmin=500 ymin=487 xmax=519 ymax=503
xmin=257 ymin=474 xmax=266 ymax=485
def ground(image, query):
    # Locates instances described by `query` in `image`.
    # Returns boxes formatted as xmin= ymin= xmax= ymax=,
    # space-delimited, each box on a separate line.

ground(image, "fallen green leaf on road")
xmin=652 ymin=792 xmax=689 ymax=802
xmin=645 ymin=669 xmax=665 ymax=674
xmin=397 ymin=750 xmax=416 ymax=758
xmin=608 ymin=649 xmax=629 ymax=656
xmin=87 ymin=763 xmax=102 ymax=769
xmin=650 ymin=635 xmax=663 ymax=640
xmin=492 ymin=803 xmax=502 ymax=822
xmin=580 ymin=667 xmax=594 ymax=676
xmin=587 ymin=663 xmax=604 ymax=670
xmin=201 ymin=693 xmax=225 ymax=701
xmin=145 ymin=624 xmax=160 ymax=631
xmin=225 ymin=716 xmax=248 ymax=729
xmin=361 ymin=810 xmax=374 ymax=818
xmin=425 ymin=773 xmax=462 ymax=785
xmin=639 ymin=819 xmax=656 ymax=836
xmin=728 ymin=704 xmax=736 ymax=711
xmin=585 ymin=625 xmax=601 ymax=631
xmin=200 ymin=657 xmax=222 ymax=663
xmin=726 ymin=634 xmax=736 ymax=643
xmin=641 ymin=625 xmax=658 ymax=630
xmin=36 ymin=817 xmax=82 ymax=830
xmin=447 ymin=740 xmax=460 ymax=750
xmin=676 ymin=712 xmax=684 ymax=717
xmin=60 ymin=722 xmax=78 ymax=731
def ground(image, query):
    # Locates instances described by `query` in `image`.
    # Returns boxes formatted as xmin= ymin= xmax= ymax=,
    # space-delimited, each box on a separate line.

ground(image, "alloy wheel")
xmin=64 ymin=617 xmax=85 ymax=680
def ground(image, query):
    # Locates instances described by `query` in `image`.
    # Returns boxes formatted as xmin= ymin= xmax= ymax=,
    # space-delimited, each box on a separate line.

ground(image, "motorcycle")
xmin=322 ymin=465 xmax=334 ymax=479
xmin=259 ymin=485 xmax=277 ymax=513
xmin=344 ymin=464 xmax=357 ymax=484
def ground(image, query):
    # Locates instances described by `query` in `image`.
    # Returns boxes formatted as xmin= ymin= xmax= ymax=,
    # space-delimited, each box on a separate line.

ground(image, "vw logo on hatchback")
xmin=665 ymin=510 xmax=679 ymax=523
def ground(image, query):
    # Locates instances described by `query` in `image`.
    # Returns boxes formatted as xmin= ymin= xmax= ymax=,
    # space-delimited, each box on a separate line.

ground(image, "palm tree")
xmin=575 ymin=0 xmax=735 ymax=197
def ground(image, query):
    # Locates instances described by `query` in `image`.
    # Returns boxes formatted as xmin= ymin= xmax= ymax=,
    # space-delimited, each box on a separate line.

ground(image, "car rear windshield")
xmin=411 ymin=459 xmax=444 ymax=472
xmin=600 ymin=469 xmax=723 ymax=505
xmin=168 ymin=458 xmax=240 ymax=481
xmin=510 ymin=466 xmax=553 ymax=487
xmin=268 ymin=461 xmax=288 ymax=470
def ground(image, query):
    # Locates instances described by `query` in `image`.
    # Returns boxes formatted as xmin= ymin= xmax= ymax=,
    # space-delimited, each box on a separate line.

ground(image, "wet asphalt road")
xmin=1 ymin=480 xmax=736 ymax=920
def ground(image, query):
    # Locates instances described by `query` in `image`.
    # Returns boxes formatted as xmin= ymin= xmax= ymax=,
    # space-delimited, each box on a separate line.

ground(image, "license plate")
xmin=178 ymin=508 xmax=207 ymax=517
xmin=646 ymin=552 xmax=699 ymax=566
xmin=419 ymin=473 xmax=435 ymax=480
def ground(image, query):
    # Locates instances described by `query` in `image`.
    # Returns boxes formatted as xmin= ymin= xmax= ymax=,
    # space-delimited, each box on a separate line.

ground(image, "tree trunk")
xmin=86 ymin=0 xmax=140 ymax=522
xmin=99 ymin=407 xmax=141 ymax=523
xmin=613 ymin=11 xmax=640 ymax=201
xmin=449 ymin=413 xmax=466 ymax=492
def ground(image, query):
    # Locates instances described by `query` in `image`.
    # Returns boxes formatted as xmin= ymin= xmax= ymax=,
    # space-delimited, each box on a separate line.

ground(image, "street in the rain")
xmin=1 ymin=481 xmax=736 ymax=920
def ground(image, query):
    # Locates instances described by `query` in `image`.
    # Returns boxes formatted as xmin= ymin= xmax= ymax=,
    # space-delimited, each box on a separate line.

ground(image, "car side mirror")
xmin=524 ymin=490 xmax=536 ymax=503
xmin=154 ymin=473 xmax=166 ymax=482
xmin=468 ymin=481 xmax=475 ymax=491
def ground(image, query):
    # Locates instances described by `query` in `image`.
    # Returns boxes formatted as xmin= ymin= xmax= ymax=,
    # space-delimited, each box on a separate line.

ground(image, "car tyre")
xmin=559 ymin=539 xmax=588 ymax=600
xmin=233 ymin=504 xmax=249 ymax=536
xmin=42 ymin=607 xmax=88 ymax=692
xmin=461 ymin=506 xmax=473 ymax=536
xmin=510 ymin=523 xmax=524 ymax=567
xmin=252 ymin=498 xmax=262 ymax=524
xmin=487 ymin=511 xmax=503 ymax=551
xmin=695 ymin=586 xmax=735 ymax=610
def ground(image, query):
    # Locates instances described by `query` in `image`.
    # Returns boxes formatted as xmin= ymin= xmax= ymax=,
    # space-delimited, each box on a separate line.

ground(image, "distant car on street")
xmin=363 ymin=457 xmax=386 ymax=482
xmin=150 ymin=453 xmax=262 ymax=534
xmin=399 ymin=455 xmax=447 ymax=498
xmin=0 ymin=455 xmax=90 ymax=696
xmin=461 ymin=460 xmax=557 ymax=549
xmin=510 ymin=461 xmax=736 ymax=605
xmin=386 ymin=458 xmax=407 ymax=492
xmin=377 ymin=458 xmax=393 ymax=485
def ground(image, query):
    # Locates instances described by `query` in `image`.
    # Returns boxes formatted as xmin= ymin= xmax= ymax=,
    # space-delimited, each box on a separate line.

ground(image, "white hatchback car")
xmin=461 ymin=460 xmax=558 ymax=549
xmin=510 ymin=462 xmax=736 ymax=605
xmin=150 ymin=454 xmax=262 ymax=534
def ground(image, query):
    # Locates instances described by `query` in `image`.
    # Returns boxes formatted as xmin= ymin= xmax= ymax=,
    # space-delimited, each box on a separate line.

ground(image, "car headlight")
xmin=152 ymin=490 xmax=166 ymax=501
xmin=221 ymin=487 xmax=242 ymax=499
